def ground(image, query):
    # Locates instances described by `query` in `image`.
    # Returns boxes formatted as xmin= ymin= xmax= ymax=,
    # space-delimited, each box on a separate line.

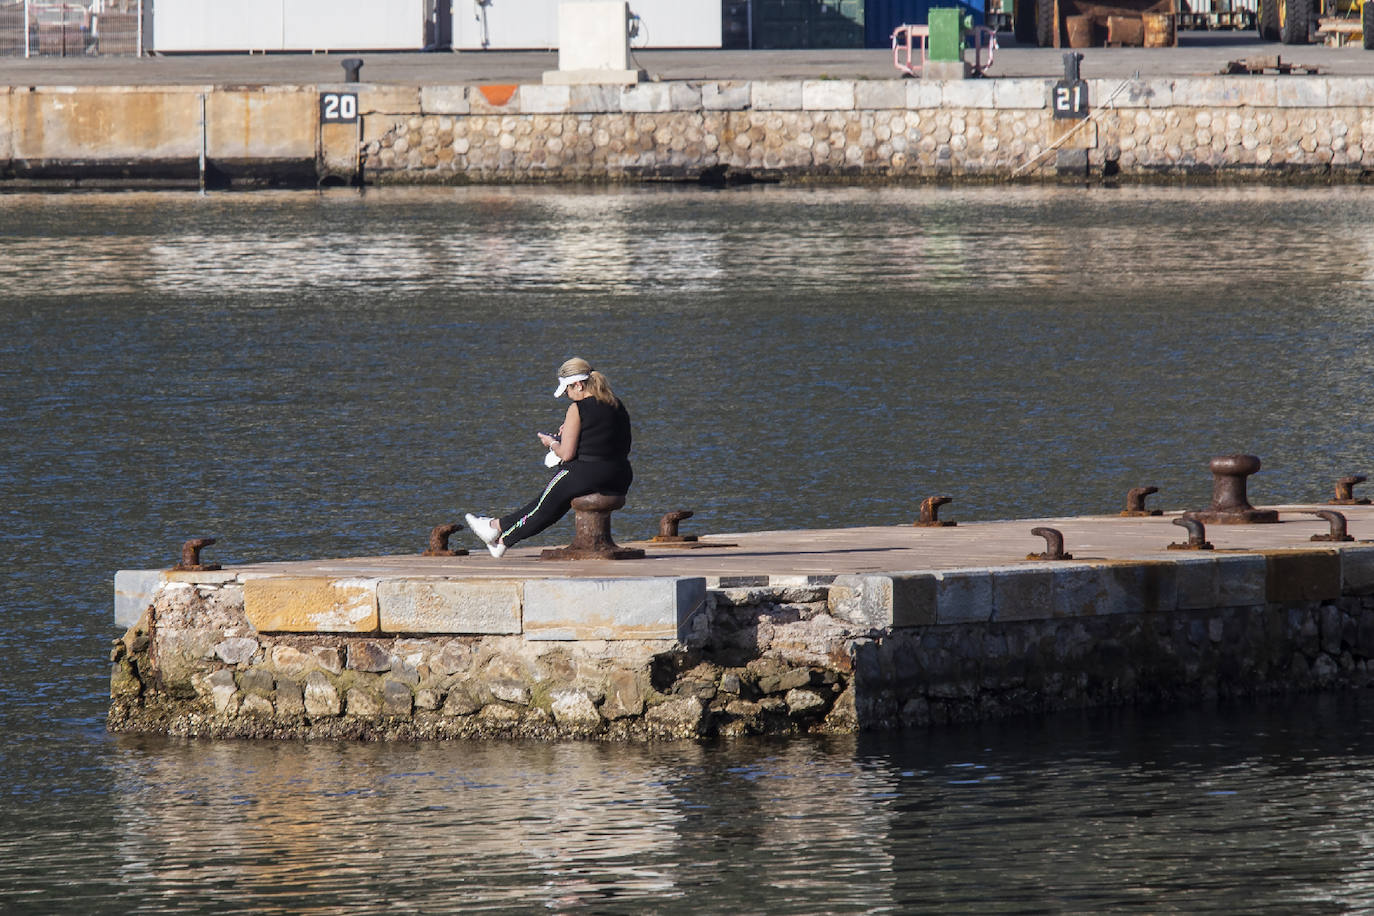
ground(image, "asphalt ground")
xmin=2 ymin=32 xmax=1373 ymax=87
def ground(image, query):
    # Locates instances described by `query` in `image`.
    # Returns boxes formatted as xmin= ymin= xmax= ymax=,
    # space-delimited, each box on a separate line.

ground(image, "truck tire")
xmin=1280 ymin=0 xmax=1311 ymax=43
xmin=1364 ymin=0 xmax=1374 ymax=48
xmin=1036 ymin=0 xmax=1057 ymax=46
xmin=1014 ymin=0 xmax=1037 ymax=43
xmin=1256 ymin=0 xmax=1280 ymax=39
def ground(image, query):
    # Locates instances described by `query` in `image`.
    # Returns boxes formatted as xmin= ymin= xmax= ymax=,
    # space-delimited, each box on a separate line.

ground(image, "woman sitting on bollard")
xmin=465 ymin=357 xmax=633 ymax=558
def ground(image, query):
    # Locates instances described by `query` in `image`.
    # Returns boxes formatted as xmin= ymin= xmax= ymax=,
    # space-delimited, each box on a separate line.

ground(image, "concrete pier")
xmin=110 ymin=503 xmax=1374 ymax=740
xmin=7 ymin=43 xmax=1374 ymax=186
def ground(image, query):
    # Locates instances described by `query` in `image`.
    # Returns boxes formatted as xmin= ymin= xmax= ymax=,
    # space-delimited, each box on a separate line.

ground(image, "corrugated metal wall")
xmin=724 ymin=0 xmax=988 ymax=50
xmin=865 ymin=0 xmax=986 ymax=47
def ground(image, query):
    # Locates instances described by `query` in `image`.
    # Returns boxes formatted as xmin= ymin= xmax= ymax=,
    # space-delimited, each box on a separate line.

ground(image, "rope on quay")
xmin=1011 ymin=73 xmax=1138 ymax=179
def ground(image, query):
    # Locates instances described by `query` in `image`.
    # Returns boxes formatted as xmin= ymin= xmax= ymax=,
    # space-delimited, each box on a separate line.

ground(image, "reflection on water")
xmin=7 ymin=697 xmax=1374 ymax=913
xmin=4 ymin=184 xmax=1374 ymax=911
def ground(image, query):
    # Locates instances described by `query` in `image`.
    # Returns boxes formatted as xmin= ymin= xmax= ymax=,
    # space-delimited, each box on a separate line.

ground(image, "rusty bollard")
xmin=1307 ymin=510 xmax=1353 ymax=542
xmin=1330 ymin=475 xmax=1371 ymax=506
xmin=914 ymin=496 xmax=956 ymax=527
xmin=541 ymin=493 xmax=646 ymax=561
xmin=173 ymin=537 xmax=221 ymax=571
xmin=1188 ymin=454 xmax=1279 ymax=524
xmin=651 ymin=510 xmax=698 ymax=543
xmin=422 ymin=523 xmax=468 ymax=557
xmin=1121 ymin=486 xmax=1162 ymax=517
xmin=1167 ymin=516 xmax=1214 ymax=550
xmin=1027 ymin=527 xmax=1072 ymax=561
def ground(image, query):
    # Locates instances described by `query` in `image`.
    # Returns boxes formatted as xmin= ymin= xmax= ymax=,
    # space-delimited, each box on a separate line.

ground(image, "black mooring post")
xmin=1063 ymin=52 xmax=1084 ymax=83
xmin=342 ymin=58 xmax=364 ymax=82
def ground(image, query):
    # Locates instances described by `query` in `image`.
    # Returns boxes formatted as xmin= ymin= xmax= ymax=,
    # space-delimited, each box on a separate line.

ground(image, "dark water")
xmin=4 ymin=184 xmax=1374 ymax=912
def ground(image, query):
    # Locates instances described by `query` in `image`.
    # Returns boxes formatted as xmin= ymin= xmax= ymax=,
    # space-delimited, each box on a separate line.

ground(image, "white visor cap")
xmin=554 ymin=372 xmax=589 ymax=397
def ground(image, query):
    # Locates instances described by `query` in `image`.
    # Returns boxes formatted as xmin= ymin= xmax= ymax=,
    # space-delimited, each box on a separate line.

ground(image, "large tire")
xmin=1280 ymin=0 xmax=1311 ymax=43
xmin=1363 ymin=0 xmax=1374 ymax=48
xmin=1036 ymin=0 xmax=1057 ymax=46
xmin=1256 ymin=0 xmax=1280 ymax=39
xmin=1014 ymin=0 xmax=1037 ymax=43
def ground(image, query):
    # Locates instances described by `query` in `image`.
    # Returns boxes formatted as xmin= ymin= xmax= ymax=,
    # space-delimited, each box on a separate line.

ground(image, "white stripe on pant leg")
xmin=505 ymin=470 xmax=569 ymax=540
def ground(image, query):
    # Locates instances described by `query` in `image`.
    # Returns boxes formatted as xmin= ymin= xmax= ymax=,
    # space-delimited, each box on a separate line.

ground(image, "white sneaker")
xmin=464 ymin=513 xmax=500 ymax=547
xmin=487 ymin=541 xmax=507 ymax=559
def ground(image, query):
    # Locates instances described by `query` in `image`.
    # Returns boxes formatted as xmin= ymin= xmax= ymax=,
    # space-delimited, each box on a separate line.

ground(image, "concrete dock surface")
xmin=223 ymin=503 xmax=1374 ymax=584
xmin=5 ymin=34 xmax=1374 ymax=87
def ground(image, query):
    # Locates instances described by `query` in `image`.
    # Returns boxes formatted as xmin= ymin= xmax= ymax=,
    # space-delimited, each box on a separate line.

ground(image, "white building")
xmin=151 ymin=0 xmax=723 ymax=53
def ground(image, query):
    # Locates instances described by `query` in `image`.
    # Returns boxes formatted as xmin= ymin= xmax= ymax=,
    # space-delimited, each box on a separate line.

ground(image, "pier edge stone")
xmin=751 ymin=80 xmax=802 ymax=111
xmin=1262 ymin=549 xmax=1342 ymax=603
xmin=1341 ymin=544 xmax=1374 ymax=595
xmin=828 ymin=573 xmax=936 ymax=628
xmin=990 ymin=567 xmax=1055 ymax=622
xmin=621 ymin=82 xmax=673 ymax=112
xmin=522 ymin=576 xmax=706 ymax=641
xmin=569 ymin=84 xmax=622 ymax=113
xmin=1213 ymin=554 xmax=1268 ymax=606
xmin=941 ymin=80 xmax=996 ymax=109
xmin=115 ymin=569 xmax=165 ymax=629
xmin=993 ymin=79 xmax=1050 ymax=109
xmin=702 ymin=81 xmax=750 ymax=110
xmin=801 ymin=80 xmax=856 ymax=111
xmin=518 ymin=84 xmax=571 ymax=114
xmin=854 ymin=81 xmax=906 ymax=110
xmin=934 ymin=569 xmax=995 ymax=624
xmin=419 ymin=86 xmax=470 ymax=115
xmin=243 ymin=576 xmax=380 ymax=633
xmin=377 ymin=578 xmax=522 ymax=634
xmin=1327 ymin=78 xmax=1374 ymax=106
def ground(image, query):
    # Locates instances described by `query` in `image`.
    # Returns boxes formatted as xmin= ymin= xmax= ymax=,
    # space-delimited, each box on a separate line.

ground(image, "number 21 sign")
xmin=1052 ymin=80 xmax=1088 ymax=119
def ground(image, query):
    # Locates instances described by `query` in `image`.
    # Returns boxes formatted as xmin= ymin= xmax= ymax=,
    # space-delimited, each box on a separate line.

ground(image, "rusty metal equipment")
xmin=1013 ymin=0 xmax=1173 ymax=48
xmin=914 ymin=496 xmax=957 ymax=528
xmin=422 ymin=523 xmax=468 ymax=557
xmin=1027 ymin=526 xmax=1073 ymax=561
xmin=1187 ymin=454 xmax=1279 ymax=524
xmin=173 ymin=537 xmax=221 ymax=571
xmin=1330 ymin=475 xmax=1371 ymax=505
xmin=1306 ymin=510 xmax=1354 ymax=542
xmin=651 ymin=510 xmax=698 ymax=543
xmin=541 ymin=493 xmax=645 ymax=561
xmin=1167 ymin=516 xmax=1214 ymax=550
xmin=1121 ymin=486 xmax=1162 ymax=517
xmin=1219 ymin=56 xmax=1319 ymax=75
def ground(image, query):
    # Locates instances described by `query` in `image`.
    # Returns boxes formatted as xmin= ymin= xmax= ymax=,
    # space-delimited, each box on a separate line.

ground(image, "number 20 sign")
xmin=1052 ymin=80 xmax=1089 ymax=119
xmin=320 ymin=92 xmax=359 ymax=123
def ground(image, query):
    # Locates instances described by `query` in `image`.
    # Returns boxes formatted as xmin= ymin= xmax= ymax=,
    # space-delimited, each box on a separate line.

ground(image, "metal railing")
xmin=1 ymin=0 xmax=143 ymax=57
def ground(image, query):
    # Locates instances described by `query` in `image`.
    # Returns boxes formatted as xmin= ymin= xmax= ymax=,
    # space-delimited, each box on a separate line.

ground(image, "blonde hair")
xmin=559 ymin=357 xmax=618 ymax=406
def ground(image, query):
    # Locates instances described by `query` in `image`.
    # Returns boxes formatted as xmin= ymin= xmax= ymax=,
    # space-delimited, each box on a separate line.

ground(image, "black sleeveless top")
xmin=574 ymin=397 xmax=632 ymax=461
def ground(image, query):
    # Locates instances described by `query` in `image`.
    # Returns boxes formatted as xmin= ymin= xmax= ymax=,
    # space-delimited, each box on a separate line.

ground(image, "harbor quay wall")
xmin=5 ymin=76 xmax=1374 ymax=187
xmin=108 ymin=544 xmax=1374 ymax=740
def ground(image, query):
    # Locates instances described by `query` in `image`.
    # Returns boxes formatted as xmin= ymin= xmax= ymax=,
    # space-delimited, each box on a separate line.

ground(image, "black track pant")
xmin=499 ymin=458 xmax=633 ymax=548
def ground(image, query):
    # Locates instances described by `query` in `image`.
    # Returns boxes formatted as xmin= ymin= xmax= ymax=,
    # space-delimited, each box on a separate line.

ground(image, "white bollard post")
xmin=541 ymin=1 xmax=646 ymax=86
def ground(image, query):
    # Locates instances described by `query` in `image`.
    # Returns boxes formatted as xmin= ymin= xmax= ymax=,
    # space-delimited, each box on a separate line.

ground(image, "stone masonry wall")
xmin=5 ymin=79 xmax=1371 ymax=186
xmin=356 ymin=78 xmax=1374 ymax=184
xmin=109 ymin=549 xmax=1374 ymax=741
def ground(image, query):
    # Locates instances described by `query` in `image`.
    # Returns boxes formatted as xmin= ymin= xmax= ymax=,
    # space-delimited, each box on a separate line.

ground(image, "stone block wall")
xmin=108 ymin=578 xmax=859 ymax=740
xmin=358 ymin=77 xmax=1374 ymax=183
xmin=109 ymin=545 xmax=1374 ymax=741
xmin=4 ymin=77 xmax=1372 ymax=186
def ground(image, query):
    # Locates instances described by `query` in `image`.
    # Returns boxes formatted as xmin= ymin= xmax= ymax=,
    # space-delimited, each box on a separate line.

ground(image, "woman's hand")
xmin=547 ymin=404 xmax=580 ymax=462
